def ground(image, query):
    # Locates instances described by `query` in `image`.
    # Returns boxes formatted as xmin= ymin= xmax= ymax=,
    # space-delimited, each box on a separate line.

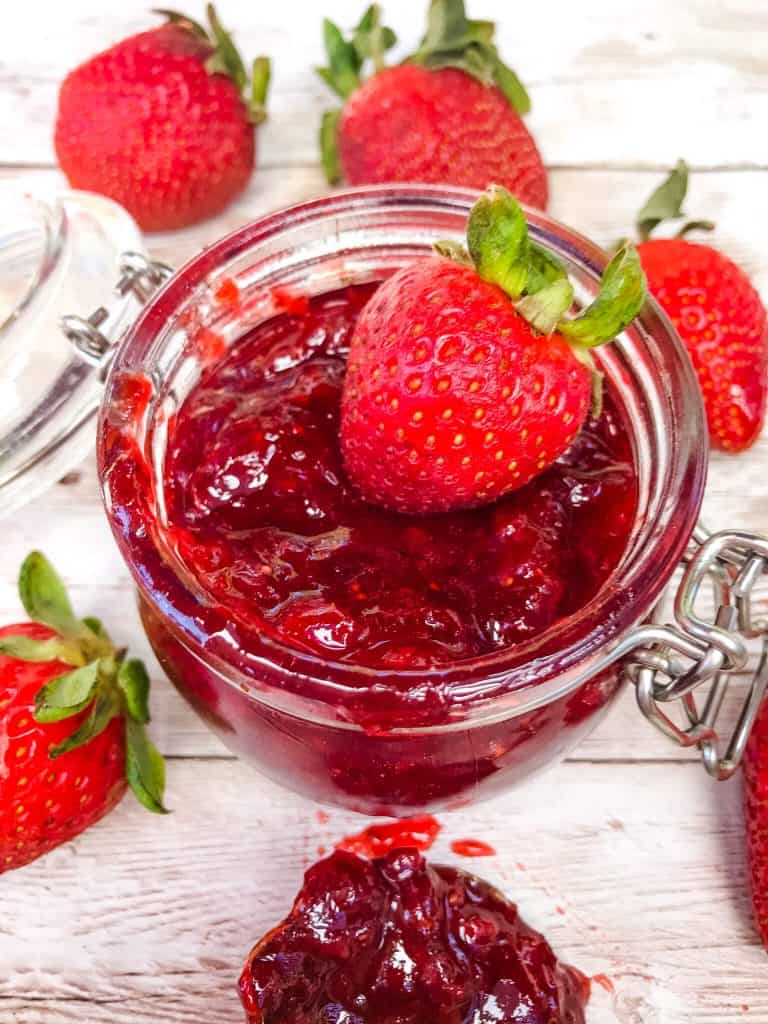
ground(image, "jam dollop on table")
xmin=106 ymin=278 xmax=638 ymax=811
xmin=239 ymin=848 xmax=589 ymax=1024
xmin=166 ymin=283 xmax=636 ymax=669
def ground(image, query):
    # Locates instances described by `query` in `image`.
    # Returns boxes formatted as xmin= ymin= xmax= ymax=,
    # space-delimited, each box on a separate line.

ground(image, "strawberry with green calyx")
xmin=633 ymin=160 xmax=767 ymax=452
xmin=318 ymin=0 xmax=547 ymax=208
xmin=55 ymin=5 xmax=271 ymax=231
xmin=340 ymin=185 xmax=645 ymax=515
xmin=0 ymin=553 xmax=166 ymax=874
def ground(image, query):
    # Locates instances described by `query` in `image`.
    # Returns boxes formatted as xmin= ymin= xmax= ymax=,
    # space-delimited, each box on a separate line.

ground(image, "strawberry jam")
xmin=165 ymin=284 xmax=636 ymax=667
xmin=239 ymin=848 xmax=589 ymax=1024
xmin=105 ymin=280 xmax=638 ymax=813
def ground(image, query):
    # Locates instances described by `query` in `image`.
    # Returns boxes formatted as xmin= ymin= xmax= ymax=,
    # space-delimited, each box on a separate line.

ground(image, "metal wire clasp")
xmin=61 ymin=252 xmax=173 ymax=364
xmin=624 ymin=528 xmax=768 ymax=780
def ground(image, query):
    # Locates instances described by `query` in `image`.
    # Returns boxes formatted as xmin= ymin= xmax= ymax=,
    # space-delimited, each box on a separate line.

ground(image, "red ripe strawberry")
xmin=0 ymin=553 xmax=166 ymax=874
xmin=317 ymin=0 xmax=547 ymax=209
xmin=744 ymin=697 xmax=768 ymax=947
xmin=635 ymin=161 xmax=768 ymax=452
xmin=55 ymin=6 xmax=271 ymax=231
xmin=341 ymin=185 xmax=645 ymax=514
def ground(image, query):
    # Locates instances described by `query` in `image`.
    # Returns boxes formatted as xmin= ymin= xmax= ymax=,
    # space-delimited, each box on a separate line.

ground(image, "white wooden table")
xmin=2 ymin=2 xmax=768 ymax=1021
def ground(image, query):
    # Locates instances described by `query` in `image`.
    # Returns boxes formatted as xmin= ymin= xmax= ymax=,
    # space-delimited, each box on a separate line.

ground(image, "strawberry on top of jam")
xmin=165 ymin=283 xmax=637 ymax=670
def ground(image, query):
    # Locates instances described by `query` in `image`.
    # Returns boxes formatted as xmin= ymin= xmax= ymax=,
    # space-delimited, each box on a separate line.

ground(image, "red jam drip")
xmin=165 ymin=283 xmax=637 ymax=670
xmin=336 ymin=816 xmax=442 ymax=858
xmin=239 ymin=848 xmax=589 ymax=1024
xmin=591 ymin=974 xmax=615 ymax=994
xmin=450 ymin=838 xmax=496 ymax=858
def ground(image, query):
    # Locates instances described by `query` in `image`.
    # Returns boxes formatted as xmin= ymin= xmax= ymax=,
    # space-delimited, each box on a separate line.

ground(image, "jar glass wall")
xmin=98 ymin=186 xmax=707 ymax=814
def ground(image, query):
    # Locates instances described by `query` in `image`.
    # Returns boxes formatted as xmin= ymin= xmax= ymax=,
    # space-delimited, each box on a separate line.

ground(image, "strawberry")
xmin=54 ymin=5 xmax=271 ymax=231
xmin=0 ymin=553 xmax=166 ymax=874
xmin=634 ymin=161 xmax=768 ymax=452
xmin=744 ymin=698 xmax=768 ymax=948
xmin=317 ymin=0 xmax=547 ymax=208
xmin=341 ymin=185 xmax=645 ymax=515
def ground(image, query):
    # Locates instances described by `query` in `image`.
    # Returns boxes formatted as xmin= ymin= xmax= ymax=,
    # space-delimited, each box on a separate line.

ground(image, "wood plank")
xmin=0 ymin=0 xmax=766 ymax=168
xmin=1 ymin=759 xmax=763 ymax=1024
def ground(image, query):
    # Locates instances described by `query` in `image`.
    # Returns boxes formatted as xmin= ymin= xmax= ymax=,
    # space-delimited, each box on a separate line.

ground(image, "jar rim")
xmin=98 ymin=184 xmax=708 ymax=719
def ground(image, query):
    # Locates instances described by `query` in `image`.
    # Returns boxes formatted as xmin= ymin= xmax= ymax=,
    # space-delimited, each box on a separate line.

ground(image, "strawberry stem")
xmin=157 ymin=5 xmax=270 ymax=122
xmin=317 ymin=6 xmax=397 ymax=100
xmin=410 ymin=0 xmax=531 ymax=114
xmin=442 ymin=185 xmax=646 ymax=349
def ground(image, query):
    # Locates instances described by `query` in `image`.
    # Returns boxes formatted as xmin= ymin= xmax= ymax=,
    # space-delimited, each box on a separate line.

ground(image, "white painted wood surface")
xmin=1 ymin=1 xmax=767 ymax=1021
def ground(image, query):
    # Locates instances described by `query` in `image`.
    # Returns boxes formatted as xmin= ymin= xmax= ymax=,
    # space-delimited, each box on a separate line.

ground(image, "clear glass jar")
xmin=97 ymin=185 xmax=708 ymax=815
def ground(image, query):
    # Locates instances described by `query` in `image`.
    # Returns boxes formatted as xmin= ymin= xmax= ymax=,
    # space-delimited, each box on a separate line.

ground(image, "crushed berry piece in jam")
xmin=239 ymin=848 xmax=589 ymax=1024
xmin=165 ymin=283 xmax=637 ymax=670
xmin=336 ymin=816 xmax=442 ymax=858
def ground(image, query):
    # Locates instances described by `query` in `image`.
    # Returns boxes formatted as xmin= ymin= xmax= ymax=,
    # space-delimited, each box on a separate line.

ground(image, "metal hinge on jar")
xmin=623 ymin=528 xmax=768 ymax=779
xmin=61 ymin=252 xmax=173 ymax=364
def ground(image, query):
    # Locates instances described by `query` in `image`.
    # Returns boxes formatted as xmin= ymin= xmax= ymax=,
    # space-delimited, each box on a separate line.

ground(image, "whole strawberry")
xmin=0 ymin=553 xmax=166 ymax=873
xmin=341 ymin=185 xmax=645 ymax=515
xmin=634 ymin=161 xmax=768 ymax=452
xmin=55 ymin=6 xmax=271 ymax=231
xmin=744 ymin=698 xmax=768 ymax=948
xmin=317 ymin=0 xmax=547 ymax=208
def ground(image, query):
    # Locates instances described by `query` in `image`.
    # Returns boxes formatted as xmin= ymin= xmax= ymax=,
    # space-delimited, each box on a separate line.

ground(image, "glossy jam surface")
xmin=165 ymin=283 xmax=637 ymax=671
xmin=239 ymin=848 xmax=588 ymax=1024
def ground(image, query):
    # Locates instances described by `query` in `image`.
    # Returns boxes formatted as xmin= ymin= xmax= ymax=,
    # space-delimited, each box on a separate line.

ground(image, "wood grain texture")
xmin=0 ymin=0 xmax=767 ymax=169
xmin=2 ymin=1 xmax=768 ymax=1020
xmin=1 ymin=760 xmax=765 ymax=1024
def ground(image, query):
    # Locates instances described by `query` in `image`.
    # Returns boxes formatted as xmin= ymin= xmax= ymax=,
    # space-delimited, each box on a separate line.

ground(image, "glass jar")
xmin=91 ymin=186 xmax=763 ymax=815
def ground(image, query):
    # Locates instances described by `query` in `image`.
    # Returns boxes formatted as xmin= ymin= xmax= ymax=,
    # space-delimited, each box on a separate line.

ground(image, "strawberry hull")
xmin=97 ymin=187 xmax=707 ymax=816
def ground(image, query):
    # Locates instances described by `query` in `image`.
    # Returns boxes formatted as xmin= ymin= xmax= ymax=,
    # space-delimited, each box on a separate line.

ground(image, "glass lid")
xmin=0 ymin=183 xmax=161 ymax=517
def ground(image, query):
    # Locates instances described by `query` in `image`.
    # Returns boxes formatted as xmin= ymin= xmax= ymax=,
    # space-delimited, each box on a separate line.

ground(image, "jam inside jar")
xmin=98 ymin=186 xmax=706 ymax=815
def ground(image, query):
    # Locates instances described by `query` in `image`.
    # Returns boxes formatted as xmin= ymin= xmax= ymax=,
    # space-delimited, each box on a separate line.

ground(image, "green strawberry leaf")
xmin=0 ymin=635 xmax=83 ymax=665
xmin=19 ymin=552 xmax=79 ymax=637
xmin=526 ymin=243 xmax=569 ymax=291
xmin=353 ymin=4 xmax=397 ymax=72
xmin=118 ymin=658 xmax=151 ymax=725
xmin=320 ymin=108 xmax=343 ymax=184
xmin=517 ymin=277 xmax=574 ymax=335
xmin=317 ymin=18 xmax=363 ymax=100
xmin=205 ymin=3 xmax=247 ymax=92
xmin=492 ymin=57 xmax=531 ymax=116
xmin=34 ymin=661 xmax=99 ymax=723
xmin=249 ymin=56 xmax=271 ymax=124
xmin=557 ymin=244 xmax=646 ymax=349
xmin=50 ymin=688 xmax=121 ymax=759
xmin=636 ymin=159 xmax=689 ymax=241
xmin=82 ymin=616 xmax=110 ymax=643
xmin=411 ymin=0 xmax=530 ymax=114
xmin=126 ymin=719 xmax=168 ymax=814
xmin=467 ymin=185 xmax=530 ymax=300
xmin=516 ymin=244 xmax=574 ymax=332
